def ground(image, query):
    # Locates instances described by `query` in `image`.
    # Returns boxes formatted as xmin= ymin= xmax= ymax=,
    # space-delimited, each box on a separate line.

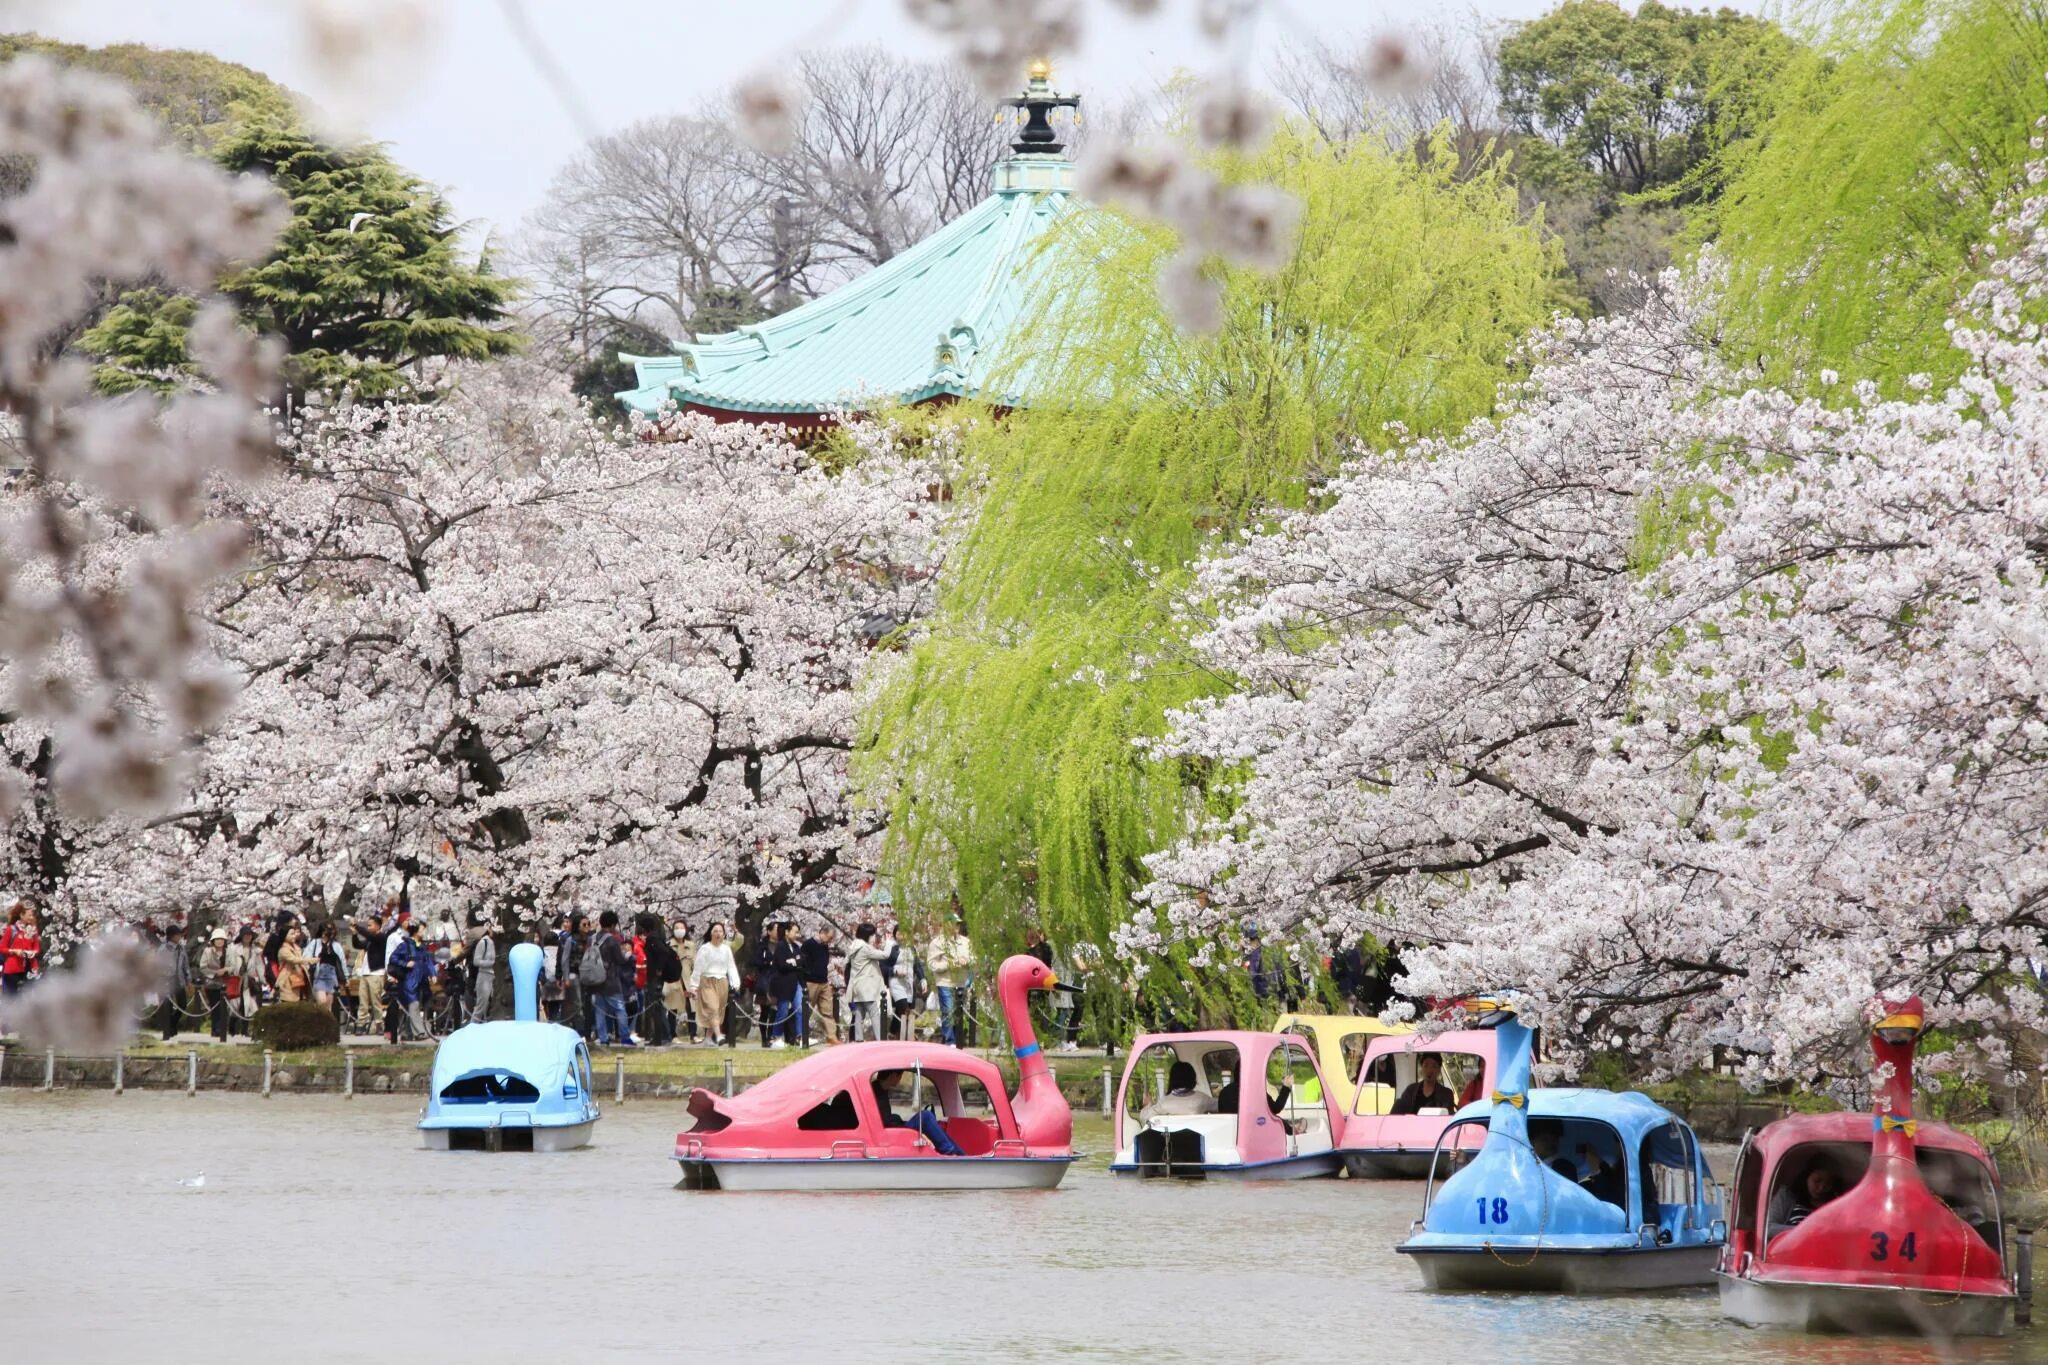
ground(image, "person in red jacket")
xmin=1 ymin=901 xmax=41 ymax=996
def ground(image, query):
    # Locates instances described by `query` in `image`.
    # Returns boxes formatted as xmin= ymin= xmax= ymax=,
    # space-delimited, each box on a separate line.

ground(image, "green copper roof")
xmin=618 ymin=157 xmax=1076 ymax=419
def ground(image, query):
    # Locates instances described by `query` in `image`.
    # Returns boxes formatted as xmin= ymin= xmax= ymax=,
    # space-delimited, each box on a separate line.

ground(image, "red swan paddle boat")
xmin=673 ymin=953 xmax=1076 ymax=1191
xmin=1718 ymin=996 xmax=2017 ymax=1336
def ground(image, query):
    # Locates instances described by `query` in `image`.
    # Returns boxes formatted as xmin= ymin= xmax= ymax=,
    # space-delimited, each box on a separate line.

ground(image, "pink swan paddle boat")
xmin=1336 ymin=1027 xmax=1500 ymax=1177
xmin=1110 ymin=1030 xmax=1347 ymax=1179
xmin=673 ymin=953 xmax=1076 ymax=1191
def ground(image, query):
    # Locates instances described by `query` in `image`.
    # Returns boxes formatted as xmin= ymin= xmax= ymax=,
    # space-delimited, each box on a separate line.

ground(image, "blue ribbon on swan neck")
xmin=1014 ymin=1042 xmax=1041 ymax=1059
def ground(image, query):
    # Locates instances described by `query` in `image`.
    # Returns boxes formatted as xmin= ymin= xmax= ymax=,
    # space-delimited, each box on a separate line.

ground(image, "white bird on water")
xmin=176 ymin=1173 xmax=205 ymax=1190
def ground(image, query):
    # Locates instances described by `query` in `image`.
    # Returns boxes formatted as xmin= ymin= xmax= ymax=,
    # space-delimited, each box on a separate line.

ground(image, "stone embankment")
xmin=0 ymin=1044 xmax=1125 ymax=1109
xmin=0 ymin=1043 xmax=1792 ymax=1140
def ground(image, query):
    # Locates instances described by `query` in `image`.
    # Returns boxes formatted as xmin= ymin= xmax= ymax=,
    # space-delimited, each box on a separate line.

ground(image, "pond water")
xmin=1 ymin=1092 xmax=2043 ymax=1363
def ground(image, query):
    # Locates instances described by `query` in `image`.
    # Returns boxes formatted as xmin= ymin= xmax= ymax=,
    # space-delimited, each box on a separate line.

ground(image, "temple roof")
xmin=619 ymin=69 xmax=1082 ymax=423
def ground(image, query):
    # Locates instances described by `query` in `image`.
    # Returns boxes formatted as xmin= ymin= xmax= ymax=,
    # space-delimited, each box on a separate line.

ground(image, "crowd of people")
xmin=535 ymin=904 xmax=1093 ymax=1053
xmin=2 ymin=891 xmax=1418 ymax=1056
xmin=0 ymin=895 xmax=1101 ymax=1053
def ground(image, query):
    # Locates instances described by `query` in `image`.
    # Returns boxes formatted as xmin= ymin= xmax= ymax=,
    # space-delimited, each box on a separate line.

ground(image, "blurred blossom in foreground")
xmin=1192 ymin=80 xmax=1276 ymax=153
xmin=294 ymin=0 xmax=440 ymax=131
xmin=901 ymin=0 xmax=1082 ymax=98
xmin=0 ymin=936 xmax=169 ymax=1053
xmin=1079 ymin=135 xmax=1304 ymax=327
xmin=1361 ymin=32 xmax=1433 ymax=97
xmin=1157 ymin=249 xmax=1224 ymax=333
xmin=732 ymin=70 xmax=808 ymax=157
xmin=0 ymin=55 xmax=284 ymax=825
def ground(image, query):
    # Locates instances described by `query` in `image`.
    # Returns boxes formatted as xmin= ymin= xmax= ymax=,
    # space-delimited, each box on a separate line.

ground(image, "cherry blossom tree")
xmin=108 ymin=366 xmax=953 ymax=943
xmin=1138 ymin=161 xmax=2048 ymax=1084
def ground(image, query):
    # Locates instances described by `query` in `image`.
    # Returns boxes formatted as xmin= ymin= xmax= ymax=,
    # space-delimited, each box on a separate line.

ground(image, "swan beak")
xmin=1043 ymin=972 xmax=1059 ymax=989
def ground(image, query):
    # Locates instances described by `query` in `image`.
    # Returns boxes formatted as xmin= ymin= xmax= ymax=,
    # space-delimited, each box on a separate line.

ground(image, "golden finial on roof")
xmin=1027 ymin=58 xmax=1053 ymax=83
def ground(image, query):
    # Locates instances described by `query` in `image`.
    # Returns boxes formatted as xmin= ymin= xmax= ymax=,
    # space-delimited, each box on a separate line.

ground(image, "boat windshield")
xmin=1763 ymin=1140 xmax=1870 ymax=1240
xmin=1266 ymin=1038 xmax=1327 ymax=1136
xmin=866 ymin=1066 xmax=1000 ymax=1155
xmin=1921 ymin=1147 xmax=2004 ymax=1258
xmin=438 ymin=1071 xmax=541 ymax=1104
xmin=1358 ymin=1048 xmax=1486 ymax=1117
xmin=1420 ymin=1115 xmax=1635 ymax=1219
xmin=1125 ymin=1042 xmax=1233 ymax=1126
xmin=1422 ymin=1117 xmax=1490 ymax=1209
xmin=1644 ymin=1119 xmax=1708 ymax=1232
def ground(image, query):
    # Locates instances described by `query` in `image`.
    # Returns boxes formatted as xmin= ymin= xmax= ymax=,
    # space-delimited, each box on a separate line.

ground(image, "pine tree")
xmin=83 ymin=122 xmax=520 ymax=397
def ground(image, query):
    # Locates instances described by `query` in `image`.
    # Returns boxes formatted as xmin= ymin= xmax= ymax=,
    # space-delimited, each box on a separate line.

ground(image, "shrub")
xmin=249 ymin=1001 xmax=340 ymax=1049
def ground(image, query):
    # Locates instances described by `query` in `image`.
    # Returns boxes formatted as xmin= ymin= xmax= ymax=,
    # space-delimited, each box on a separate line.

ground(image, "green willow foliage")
xmin=1705 ymin=0 xmax=2048 ymax=393
xmin=860 ymin=128 xmax=1561 ymax=1002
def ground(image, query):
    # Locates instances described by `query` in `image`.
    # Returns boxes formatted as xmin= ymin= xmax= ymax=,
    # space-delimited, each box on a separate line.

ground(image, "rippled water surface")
xmin=3 ymin=1092 xmax=2045 ymax=1363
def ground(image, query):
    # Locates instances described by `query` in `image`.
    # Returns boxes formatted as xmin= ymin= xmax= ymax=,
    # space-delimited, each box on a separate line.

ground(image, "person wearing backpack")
xmin=583 ymin=910 xmax=634 ymax=1047
xmin=196 ymin=926 xmax=231 ymax=1041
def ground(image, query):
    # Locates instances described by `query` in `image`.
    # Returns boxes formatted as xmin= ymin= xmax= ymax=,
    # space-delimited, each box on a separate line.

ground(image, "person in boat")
xmin=1576 ymin=1134 xmax=1628 ymax=1210
xmin=1140 ymin=1061 xmax=1217 ymax=1121
xmin=1785 ymin=1158 xmax=1842 ymax=1226
xmin=1527 ymin=1118 xmax=1580 ymax=1180
xmin=871 ymin=1070 xmax=964 ymax=1154
xmin=1216 ymin=1073 xmax=1298 ymax=1134
xmin=1390 ymin=1053 xmax=1460 ymax=1115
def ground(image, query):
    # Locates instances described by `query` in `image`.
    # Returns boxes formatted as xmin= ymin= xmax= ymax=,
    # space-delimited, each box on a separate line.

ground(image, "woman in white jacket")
xmin=843 ymin=922 xmax=893 ymax=1042
xmin=689 ymin=923 xmax=741 ymax=1046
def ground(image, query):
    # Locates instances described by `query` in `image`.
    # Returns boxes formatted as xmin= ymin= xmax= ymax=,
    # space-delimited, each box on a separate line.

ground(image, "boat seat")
xmin=1353 ymin=1082 xmax=1396 ymax=1116
xmin=944 ymin=1116 xmax=996 ymax=1155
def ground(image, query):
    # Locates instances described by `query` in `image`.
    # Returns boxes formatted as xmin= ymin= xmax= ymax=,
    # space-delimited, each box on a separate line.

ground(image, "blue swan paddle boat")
xmin=419 ymin=941 xmax=600 ymax=1151
xmin=1397 ymin=995 xmax=1725 ymax=1291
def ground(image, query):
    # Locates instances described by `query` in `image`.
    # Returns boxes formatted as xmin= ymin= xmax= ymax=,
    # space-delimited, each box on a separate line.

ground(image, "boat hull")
xmin=1339 ymin=1149 xmax=1435 ymax=1179
xmin=675 ymin=1156 xmax=1076 ymax=1192
xmin=419 ymin=1119 xmax=596 ymax=1152
xmin=1401 ymin=1242 xmax=1721 ymax=1292
xmin=1110 ymin=1152 xmax=1341 ymax=1181
xmin=1717 ymin=1272 xmax=2012 ymax=1337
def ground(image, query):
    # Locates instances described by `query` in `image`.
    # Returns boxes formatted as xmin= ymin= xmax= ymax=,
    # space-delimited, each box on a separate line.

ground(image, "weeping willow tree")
xmin=1702 ymin=0 xmax=2048 ymax=393
xmin=858 ymin=126 xmax=1562 ymax=1018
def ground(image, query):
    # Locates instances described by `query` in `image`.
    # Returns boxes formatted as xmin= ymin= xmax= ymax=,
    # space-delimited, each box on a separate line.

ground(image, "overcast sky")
xmin=29 ymin=1 xmax=1763 ymax=236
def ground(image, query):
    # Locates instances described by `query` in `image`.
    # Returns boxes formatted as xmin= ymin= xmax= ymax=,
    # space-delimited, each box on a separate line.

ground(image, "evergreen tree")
xmin=571 ymin=319 xmax=670 ymax=419
xmin=690 ymin=285 xmax=768 ymax=338
xmin=83 ymin=122 xmax=520 ymax=397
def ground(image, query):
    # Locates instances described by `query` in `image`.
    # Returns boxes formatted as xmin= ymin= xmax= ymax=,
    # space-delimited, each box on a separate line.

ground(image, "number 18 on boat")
xmin=1396 ymin=994 xmax=1726 ymax=1292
